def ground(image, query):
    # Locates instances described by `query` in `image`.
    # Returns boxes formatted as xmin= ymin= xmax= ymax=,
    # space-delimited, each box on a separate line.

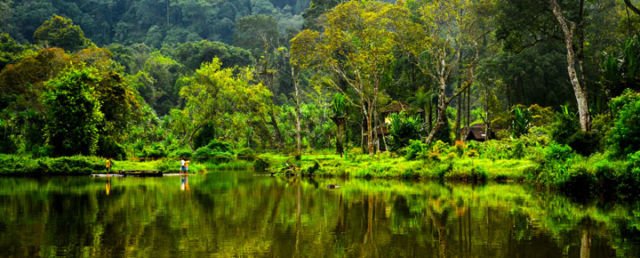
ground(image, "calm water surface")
xmin=0 ymin=172 xmax=638 ymax=257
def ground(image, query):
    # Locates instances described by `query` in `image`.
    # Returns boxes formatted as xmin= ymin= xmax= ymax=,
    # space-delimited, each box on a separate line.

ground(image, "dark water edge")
xmin=0 ymin=172 xmax=638 ymax=258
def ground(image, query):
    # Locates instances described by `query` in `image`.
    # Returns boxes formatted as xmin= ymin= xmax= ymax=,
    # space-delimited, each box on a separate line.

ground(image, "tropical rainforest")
xmin=0 ymin=0 xmax=640 ymax=196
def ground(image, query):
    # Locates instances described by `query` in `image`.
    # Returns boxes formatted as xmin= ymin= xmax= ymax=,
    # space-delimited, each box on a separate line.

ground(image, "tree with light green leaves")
xmin=175 ymin=58 xmax=273 ymax=149
xmin=400 ymin=0 xmax=483 ymax=144
xmin=291 ymin=1 xmax=407 ymax=155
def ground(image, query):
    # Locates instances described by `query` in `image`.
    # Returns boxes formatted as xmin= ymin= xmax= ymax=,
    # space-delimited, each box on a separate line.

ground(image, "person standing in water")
xmin=185 ymin=159 xmax=190 ymax=174
xmin=105 ymin=158 xmax=112 ymax=174
xmin=180 ymin=159 xmax=186 ymax=174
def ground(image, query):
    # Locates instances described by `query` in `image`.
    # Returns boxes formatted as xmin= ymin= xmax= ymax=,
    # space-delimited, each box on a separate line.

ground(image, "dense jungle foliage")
xmin=0 ymin=0 xmax=640 ymax=194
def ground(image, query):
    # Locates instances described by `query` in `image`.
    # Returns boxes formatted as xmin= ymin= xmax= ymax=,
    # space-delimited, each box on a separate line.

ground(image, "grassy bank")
xmin=255 ymin=152 xmax=537 ymax=182
xmin=0 ymin=155 xmax=208 ymax=175
xmin=255 ymin=143 xmax=639 ymax=199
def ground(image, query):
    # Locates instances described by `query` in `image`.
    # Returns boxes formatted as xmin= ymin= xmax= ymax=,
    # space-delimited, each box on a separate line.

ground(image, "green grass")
xmin=258 ymin=152 xmax=537 ymax=182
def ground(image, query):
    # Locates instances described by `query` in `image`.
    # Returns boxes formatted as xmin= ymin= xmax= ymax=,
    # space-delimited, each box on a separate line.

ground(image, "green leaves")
xmin=45 ymin=67 xmax=103 ymax=156
xmin=34 ymin=15 xmax=93 ymax=52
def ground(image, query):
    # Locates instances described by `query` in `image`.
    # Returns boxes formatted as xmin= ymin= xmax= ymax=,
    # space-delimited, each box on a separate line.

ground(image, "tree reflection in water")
xmin=0 ymin=174 xmax=636 ymax=257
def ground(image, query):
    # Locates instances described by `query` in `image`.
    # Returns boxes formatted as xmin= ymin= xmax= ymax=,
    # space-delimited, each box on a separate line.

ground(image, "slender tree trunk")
xmin=365 ymin=100 xmax=374 ymax=156
xmin=268 ymin=109 xmax=284 ymax=148
xmin=455 ymin=95 xmax=462 ymax=141
xmin=291 ymin=67 xmax=302 ymax=155
xmin=428 ymin=100 xmax=433 ymax=134
xmin=580 ymin=228 xmax=591 ymax=258
xmin=550 ymin=0 xmax=591 ymax=131
xmin=425 ymin=74 xmax=448 ymax=145
xmin=466 ymin=85 xmax=471 ymax=128
xmin=336 ymin=119 xmax=344 ymax=157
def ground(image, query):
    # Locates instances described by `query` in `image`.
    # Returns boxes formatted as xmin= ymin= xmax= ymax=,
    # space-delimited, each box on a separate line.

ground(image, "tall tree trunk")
xmin=365 ymin=100 xmax=374 ymax=156
xmin=268 ymin=108 xmax=284 ymax=148
xmin=336 ymin=119 xmax=344 ymax=157
xmin=466 ymin=85 xmax=471 ymax=129
xmin=428 ymin=100 xmax=433 ymax=134
xmin=455 ymin=95 xmax=462 ymax=141
xmin=425 ymin=74 xmax=448 ymax=145
xmin=580 ymin=228 xmax=591 ymax=258
xmin=550 ymin=0 xmax=591 ymax=131
xmin=291 ymin=67 xmax=302 ymax=155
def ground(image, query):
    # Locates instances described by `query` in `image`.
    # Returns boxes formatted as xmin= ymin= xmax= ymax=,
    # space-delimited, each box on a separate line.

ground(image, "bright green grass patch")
xmin=258 ymin=152 xmax=538 ymax=182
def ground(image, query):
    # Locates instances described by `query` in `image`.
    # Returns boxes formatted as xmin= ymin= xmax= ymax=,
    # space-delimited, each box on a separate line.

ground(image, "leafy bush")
xmin=388 ymin=112 xmax=423 ymax=151
xmin=454 ymin=140 xmax=465 ymax=157
xmin=193 ymin=146 xmax=234 ymax=164
xmin=511 ymin=140 xmax=525 ymax=159
xmin=511 ymin=105 xmax=531 ymax=137
xmin=608 ymin=90 xmax=640 ymax=158
xmin=551 ymin=105 xmax=579 ymax=145
xmin=560 ymin=164 xmax=596 ymax=197
xmin=254 ymin=157 xmax=269 ymax=172
xmin=204 ymin=139 xmax=233 ymax=153
xmin=566 ymin=130 xmax=600 ymax=156
xmin=143 ymin=143 xmax=167 ymax=159
xmin=236 ymin=148 xmax=256 ymax=161
xmin=157 ymin=159 xmax=178 ymax=173
xmin=98 ymin=137 xmax=127 ymax=160
xmin=192 ymin=122 xmax=217 ymax=149
xmin=535 ymin=143 xmax=575 ymax=184
xmin=405 ymin=140 xmax=427 ymax=160
xmin=169 ymin=148 xmax=193 ymax=159
xmin=0 ymin=155 xmax=103 ymax=175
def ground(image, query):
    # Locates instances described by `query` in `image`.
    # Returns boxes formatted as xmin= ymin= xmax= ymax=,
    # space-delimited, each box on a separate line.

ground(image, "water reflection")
xmin=0 ymin=174 xmax=637 ymax=257
xmin=180 ymin=174 xmax=189 ymax=191
xmin=105 ymin=175 xmax=111 ymax=196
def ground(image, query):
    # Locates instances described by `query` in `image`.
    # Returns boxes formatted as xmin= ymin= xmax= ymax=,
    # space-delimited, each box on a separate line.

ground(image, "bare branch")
xmin=625 ymin=0 xmax=640 ymax=16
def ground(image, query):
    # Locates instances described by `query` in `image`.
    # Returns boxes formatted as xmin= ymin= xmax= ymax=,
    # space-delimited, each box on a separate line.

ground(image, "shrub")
xmin=566 ymin=131 xmax=600 ymax=156
xmin=98 ymin=137 xmax=127 ymax=160
xmin=193 ymin=146 xmax=234 ymax=164
xmin=254 ymin=157 xmax=270 ymax=172
xmin=388 ymin=112 xmax=423 ymax=151
xmin=236 ymin=148 xmax=256 ymax=161
xmin=536 ymin=143 xmax=575 ymax=184
xmin=157 ymin=159 xmax=178 ymax=173
xmin=511 ymin=105 xmax=531 ymax=137
xmin=551 ymin=105 xmax=580 ymax=145
xmin=511 ymin=140 xmax=525 ymax=159
xmin=193 ymin=122 xmax=216 ymax=149
xmin=205 ymin=139 xmax=233 ymax=153
xmin=544 ymin=143 xmax=573 ymax=162
xmin=405 ymin=140 xmax=427 ymax=160
xmin=144 ymin=143 xmax=167 ymax=159
xmin=608 ymin=90 xmax=640 ymax=158
xmin=169 ymin=148 xmax=193 ymax=159
xmin=560 ymin=164 xmax=596 ymax=197
xmin=454 ymin=140 xmax=465 ymax=157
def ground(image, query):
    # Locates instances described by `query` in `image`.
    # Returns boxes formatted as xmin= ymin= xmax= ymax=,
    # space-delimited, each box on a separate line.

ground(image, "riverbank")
xmin=256 ymin=152 xmax=537 ymax=182
xmin=1 ymin=149 xmax=638 ymax=200
xmin=0 ymin=154 xmax=254 ymax=176
xmin=256 ymin=150 xmax=640 ymax=200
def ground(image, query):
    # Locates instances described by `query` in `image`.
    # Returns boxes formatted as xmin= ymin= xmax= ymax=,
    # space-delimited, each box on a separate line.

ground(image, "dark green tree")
xmin=45 ymin=67 xmax=103 ymax=156
xmin=34 ymin=15 xmax=93 ymax=52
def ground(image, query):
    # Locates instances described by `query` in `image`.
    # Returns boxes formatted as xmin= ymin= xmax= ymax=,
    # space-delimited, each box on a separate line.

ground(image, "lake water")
xmin=0 ymin=172 xmax=638 ymax=258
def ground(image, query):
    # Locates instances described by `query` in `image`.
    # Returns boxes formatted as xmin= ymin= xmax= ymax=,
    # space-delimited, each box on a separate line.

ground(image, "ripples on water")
xmin=0 ymin=172 xmax=638 ymax=257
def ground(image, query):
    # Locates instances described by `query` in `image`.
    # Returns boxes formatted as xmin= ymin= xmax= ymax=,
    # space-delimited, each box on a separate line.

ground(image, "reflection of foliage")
xmin=0 ymin=175 xmax=638 ymax=257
